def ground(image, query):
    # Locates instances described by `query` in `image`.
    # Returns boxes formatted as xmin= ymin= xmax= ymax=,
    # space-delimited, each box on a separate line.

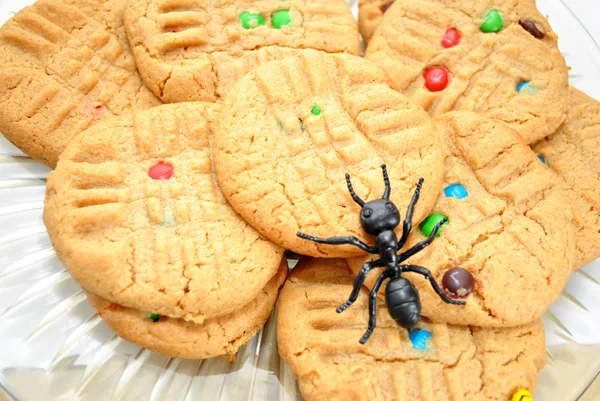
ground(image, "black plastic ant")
xmin=297 ymin=165 xmax=465 ymax=344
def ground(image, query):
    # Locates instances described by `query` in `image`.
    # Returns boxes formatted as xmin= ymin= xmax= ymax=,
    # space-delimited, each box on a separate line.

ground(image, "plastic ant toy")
xmin=297 ymin=165 xmax=465 ymax=344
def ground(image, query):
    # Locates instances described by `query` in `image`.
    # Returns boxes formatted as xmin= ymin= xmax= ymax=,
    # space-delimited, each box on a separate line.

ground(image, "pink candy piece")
xmin=149 ymin=161 xmax=174 ymax=180
xmin=86 ymin=103 xmax=105 ymax=118
xmin=442 ymin=28 xmax=461 ymax=48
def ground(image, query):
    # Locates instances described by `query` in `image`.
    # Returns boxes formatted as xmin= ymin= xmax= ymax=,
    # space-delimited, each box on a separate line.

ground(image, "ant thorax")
xmin=376 ymin=230 xmax=398 ymax=256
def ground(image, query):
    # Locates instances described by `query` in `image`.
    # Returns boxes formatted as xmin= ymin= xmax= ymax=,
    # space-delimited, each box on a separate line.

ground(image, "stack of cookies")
xmin=1 ymin=0 xmax=598 ymax=399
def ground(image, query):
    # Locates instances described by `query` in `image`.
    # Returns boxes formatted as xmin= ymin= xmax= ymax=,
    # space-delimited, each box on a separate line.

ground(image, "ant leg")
xmin=397 ymin=178 xmax=425 ymax=249
xmin=359 ymin=270 xmax=392 ymax=344
xmin=337 ymin=258 xmax=384 ymax=313
xmin=296 ymin=232 xmax=379 ymax=254
xmin=402 ymin=265 xmax=465 ymax=305
xmin=397 ymin=217 xmax=448 ymax=263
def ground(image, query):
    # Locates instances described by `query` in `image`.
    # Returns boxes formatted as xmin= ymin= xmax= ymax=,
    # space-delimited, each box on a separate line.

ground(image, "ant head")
xmin=360 ymin=198 xmax=400 ymax=235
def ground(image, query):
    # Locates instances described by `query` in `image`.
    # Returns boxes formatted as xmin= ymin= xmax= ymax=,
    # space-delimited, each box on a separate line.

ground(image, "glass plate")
xmin=1 ymin=0 xmax=599 ymax=400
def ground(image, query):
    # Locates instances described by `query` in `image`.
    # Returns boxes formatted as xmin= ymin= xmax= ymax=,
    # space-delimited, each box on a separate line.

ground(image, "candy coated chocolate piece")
xmin=148 ymin=313 xmax=160 ymax=322
xmin=517 ymin=81 xmax=531 ymax=93
xmin=311 ymin=105 xmax=321 ymax=116
xmin=480 ymin=10 xmax=503 ymax=33
xmin=381 ymin=2 xmax=393 ymax=13
xmin=419 ymin=213 xmax=449 ymax=237
xmin=86 ymin=103 xmax=105 ymax=118
xmin=272 ymin=10 xmax=292 ymax=29
xmin=409 ymin=329 xmax=431 ymax=350
xmin=442 ymin=267 xmax=474 ymax=297
xmin=149 ymin=161 xmax=174 ymax=180
xmin=239 ymin=12 xmax=265 ymax=29
xmin=442 ymin=28 xmax=461 ymax=48
xmin=512 ymin=389 xmax=533 ymax=401
xmin=444 ymin=183 xmax=468 ymax=199
xmin=538 ymin=155 xmax=546 ymax=164
xmin=423 ymin=67 xmax=449 ymax=92
xmin=519 ymin=20 xmax=545 ymax=39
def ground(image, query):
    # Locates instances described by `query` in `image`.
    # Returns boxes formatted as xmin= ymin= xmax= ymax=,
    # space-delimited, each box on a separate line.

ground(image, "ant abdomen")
xmin=386 ymin=277 xmax=422 ymax=330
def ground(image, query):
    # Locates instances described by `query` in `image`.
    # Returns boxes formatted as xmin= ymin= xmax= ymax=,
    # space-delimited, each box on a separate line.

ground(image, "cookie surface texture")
xmin=358 ymin=0 xmax=394 ymax=44
xmin=213 ymin=49 xmax=444 ymax=258
xmin=278 ymin=258 xmax=546 ymax=401
xmin=533 ymin=88 xmax=600 ymax=268
xmin=44 ymin=102 xmax=284 ymax=324
xmin=365 ymin=0 xmax=569 ymax=143
xmin=123 ymin=0 xmax=360 ymax=103
xmin=0 ymin=0 xmax=161 ymax=167
xmin=87 ymin=258 xmax=288 ymax=359
xmin=348 ymin=111 xmax=575 ymax=327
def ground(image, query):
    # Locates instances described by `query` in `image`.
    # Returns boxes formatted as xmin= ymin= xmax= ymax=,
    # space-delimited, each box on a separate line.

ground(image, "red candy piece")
xmin=442 ymin=28 xmax=461 ymax=48
xmin=423 ymin=67 xmax=449 ymax=92
xmin=149 ymin=161 xmax=174 ymax=180
xmin=86 ymin=103 xmax=105 ymax=118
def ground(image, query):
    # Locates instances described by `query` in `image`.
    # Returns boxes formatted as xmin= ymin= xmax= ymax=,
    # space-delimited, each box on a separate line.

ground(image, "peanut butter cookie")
xmin=278 ymin=258 xmax=546 ymax=401
xmin=348 ymin=111 xmax=575 ymax=327
xmin=213 ymin=49 xmax=444 ymax=258
xmin=0 ymin=0 xmax=160 ymax=167
xmin=365 ymin=0 xmax=569 ymax=143
xmin=44 ymin=102 xmax=284 ymax=324
xmin=533 ymin=88 xmax=600 ymax=268
xmin=358 ymin=0 xmax=394 ymax=44
xmin=123 ymin=0 xmax=360 ymax=103
xmin=87 ymin=258 xmax=287 ymax=359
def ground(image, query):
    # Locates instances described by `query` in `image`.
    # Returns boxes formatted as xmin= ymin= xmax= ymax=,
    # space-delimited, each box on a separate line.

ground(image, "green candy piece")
xmin=480 ymin=9 xmax=503 ymax=33
xmin=148 ymin=313 xmax=160 ymax=322
xmin=419 ymin=213 xmax=449 ymax=237
xmin=311 ymin=105 xmax=321 ymax=116
xmin=272 ymin=10 xmax=291 ymax=29
xmin=240 ymin=12 xmax=265 ymax=29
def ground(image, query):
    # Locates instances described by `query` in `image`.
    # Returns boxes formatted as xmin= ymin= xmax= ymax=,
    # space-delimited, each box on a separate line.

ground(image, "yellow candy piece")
xmin=512 ymin=389 xmax=533 ymax=401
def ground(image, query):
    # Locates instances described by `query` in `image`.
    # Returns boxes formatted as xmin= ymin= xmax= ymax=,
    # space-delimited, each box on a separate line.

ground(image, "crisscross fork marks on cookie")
xmin=366 ymin=0 xmax=568 ymax=143
xmin=213 ymin=50 xmax=444 ymax=257
xmin=44 ymin=103 xmax=284 ymax=323
xmin=0 ymin=0 xmax=161 ymax=167
xmin=253 ymin=55 xmax=388 ymax=226
xmin=278 ymin=259 xmax=546 ymax=401
xmin=347 ymin=111 xmax=573 ymax=327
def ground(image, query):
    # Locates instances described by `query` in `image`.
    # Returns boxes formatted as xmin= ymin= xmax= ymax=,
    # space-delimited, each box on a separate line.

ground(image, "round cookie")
xmin=213 ymin=49 xmax=445 ymax=258
xmin=358 ymin=0 xmax=394 ymax=44
xmin=87 ymin=258 xmax=288 ymax=360
xmin=44 ymin=102 xmax=284 ymax=324
xmin=0 ymin=0 xmax=161 ymax=167
xmin=533 ymin=88 xmax=600 ymax=268
xmin=348 ymin=111 xmax=575 ymax=327
xmin=365 ymin=0 xmax=569 ymax=143
xmin=278 ymin=258 xmax=546 ymax=401
xmin=123 ymin=0 xmax=360 ymax=103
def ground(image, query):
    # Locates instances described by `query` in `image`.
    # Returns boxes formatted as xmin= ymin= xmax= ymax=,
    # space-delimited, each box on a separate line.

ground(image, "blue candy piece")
xmin=409 ymin=329 xmax=432 ymax=350
xmin=517 ymin=81 xmax=530 ymax=93
xmin=538 ymin=155 xmax=546 ymax=164
xmin=444 ymin=183 xmax=468 ymax=199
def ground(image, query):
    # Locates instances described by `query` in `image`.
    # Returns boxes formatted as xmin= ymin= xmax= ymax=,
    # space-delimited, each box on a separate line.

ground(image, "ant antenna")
xmin=381 ymin=165 xmax=391 ymax=200
xmin=345 ymin=173 xmax=365 ymax=207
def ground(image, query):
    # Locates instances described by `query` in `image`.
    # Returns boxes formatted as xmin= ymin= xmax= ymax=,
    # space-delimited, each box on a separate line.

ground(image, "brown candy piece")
xmin=519 ymin=20 xmax=545 ymax=39
xmin=442 ymin=267 xmax=474 ymax=297
xmin=381 ymin=2 xmax=393 ymax=13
